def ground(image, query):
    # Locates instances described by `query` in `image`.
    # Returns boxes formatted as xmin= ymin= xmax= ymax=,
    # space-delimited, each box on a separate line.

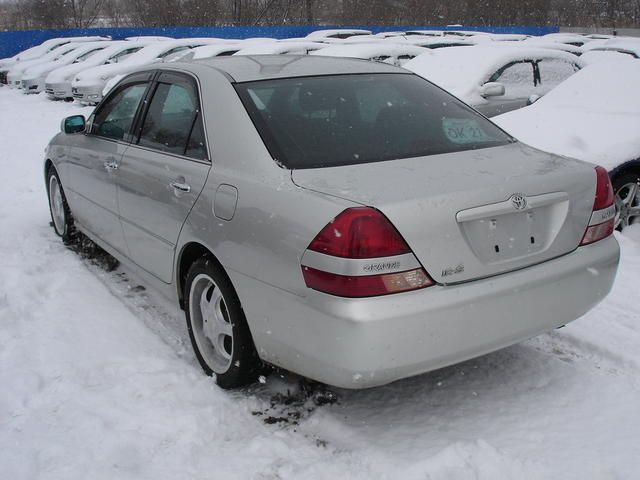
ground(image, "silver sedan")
xmin=44 ymin=56 xmax=620 ymax=389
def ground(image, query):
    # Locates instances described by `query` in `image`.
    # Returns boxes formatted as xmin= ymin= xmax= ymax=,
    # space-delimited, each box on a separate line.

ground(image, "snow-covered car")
xmin=6 ymin=42 xmax=94 ymax=89
xmin=71 ymin=38 xmax=220 ymax=104
xmin=125 ymin=36 xmax=173 ymax=42
xmin=387 ymin=36 xmax=477 ymax=49
xmin=45 ymin=55 xmax=619 ymax=389
xmin=0 ymin=36 xmax=110 ymax=84
xmin=45 ymin=41 xmax=155 ymax=100
xmin=20 ymin=42 xmax=111 ymax=94
xmin=163 ymin=43 xmax=244 ymax=62
xmin=518 ymin=38 xmax=583 ymax=56
xmin=539 ymin=33 xmax=594 ymax=47
xmin=304 ymin=29 xmax=372 ymax=40
xmin=311 ymin=43 xmax=428 ymax=67
xmin=579 ymin=39 xmax=640 ymax=64
xmin=234 ymin=41 xmax=327 ymax=56
xmin=404 ymin=30 xmax=446 ymax=37
xmin=494 ymin=61 xmax=640 ymax=230
xmin=404 ymin=46 xmax=584 ymax=117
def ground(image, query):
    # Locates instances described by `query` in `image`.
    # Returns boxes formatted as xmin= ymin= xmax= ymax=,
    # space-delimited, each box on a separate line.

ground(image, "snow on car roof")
xmin=234 ymin=41 xmax=327 ymax=55
xmin=320 ymin=36 xmax=386 ymax=45
xmin=403 ymin=45 xmax=581 ymax=99
xmin=581 ymin=38 xmax=640 ymax=56
xmin=184 ymin=43 xmax=244 ymax=60
xmin=194 ymin=55 xmax=405 ymax=82
xmin=305 ymin=29 xmax=372 ymax=40
xmin=520 ymin=38 xmax=583 ymax=55
xmin=310 ymin=43 xmax=428 ymax=60
xmin=494 ymin=61 xmax=640 ymax=168
xmin=386 ymin=36 xmax=477 ymax=48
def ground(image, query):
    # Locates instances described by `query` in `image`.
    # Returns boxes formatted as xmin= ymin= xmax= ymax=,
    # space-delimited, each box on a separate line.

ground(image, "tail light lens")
xmin=308 ymin=207 xmax=411 ymax=258
xmin=581 ymin=166 xmax=615 ymax=246
xmin=302 ymin=207 xmax=434 ymax=297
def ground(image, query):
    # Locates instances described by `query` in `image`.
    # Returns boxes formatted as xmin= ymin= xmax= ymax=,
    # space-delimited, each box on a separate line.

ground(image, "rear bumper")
xmin=71 ymin=84 xmax=103 ymax=104
xmin=46 ymin=81 xmax=72 ymax=99
xmin=231 ymin=235 xmax=620 ymax=389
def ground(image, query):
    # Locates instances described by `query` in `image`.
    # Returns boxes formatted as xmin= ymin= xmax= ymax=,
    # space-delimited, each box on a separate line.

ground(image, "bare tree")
xmin=65 ymin=0 xmax=105 ymax=28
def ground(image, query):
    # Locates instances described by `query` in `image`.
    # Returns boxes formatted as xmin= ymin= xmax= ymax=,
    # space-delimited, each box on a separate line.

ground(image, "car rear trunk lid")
xmin=291 ymin=142 xmax=596 ymax=284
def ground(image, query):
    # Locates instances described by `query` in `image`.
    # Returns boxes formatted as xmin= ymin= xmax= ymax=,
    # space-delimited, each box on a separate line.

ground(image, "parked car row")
xmin=4 ymin=29 xmax=638 ymax=107
xmin=3 ymin=28 xmax=638 ymax=234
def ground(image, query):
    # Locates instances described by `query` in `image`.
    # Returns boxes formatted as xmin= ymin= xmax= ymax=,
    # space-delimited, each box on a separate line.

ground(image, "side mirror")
xmin=61 ymin=115 xmax=86 ymax=134
xmin=480 ymin=82 xmax=506 ymax=98
xmin=527 ymin=94 xmax=542 ymax=106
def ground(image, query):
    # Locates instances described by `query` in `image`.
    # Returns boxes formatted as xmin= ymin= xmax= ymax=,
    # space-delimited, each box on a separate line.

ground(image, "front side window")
xmin=138 ymin=78 xmax=206 ymax=159
xmin=235 ymin=73 xmax=513 ymax=169
xmin=91 ymin=82 xmax=148 ymax=141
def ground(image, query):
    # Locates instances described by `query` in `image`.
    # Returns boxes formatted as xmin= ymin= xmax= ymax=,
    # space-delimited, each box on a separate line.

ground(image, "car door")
xmin=116 ymin=71 xmax=210 ymax=283
xmin=65 ymin=72 xmax=152 ymax=255
xmin=478 ymin=61 xmax=536 ymax=117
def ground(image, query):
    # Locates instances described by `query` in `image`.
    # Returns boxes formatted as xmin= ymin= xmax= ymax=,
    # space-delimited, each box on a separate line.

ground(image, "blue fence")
xmin=0 ymin=24 xmax=559 ymax=59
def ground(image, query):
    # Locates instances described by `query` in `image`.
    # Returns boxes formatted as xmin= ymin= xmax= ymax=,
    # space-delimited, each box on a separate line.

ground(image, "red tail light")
xmin=592 ymin=166 xmax=615 ymax=211
xmin=581 ymin=166 xmax=615 ymax=246
xmin=308 ymin=207 xmax=411 ymax=258
xmin=302 ymin=207 xmax=434 ymax=297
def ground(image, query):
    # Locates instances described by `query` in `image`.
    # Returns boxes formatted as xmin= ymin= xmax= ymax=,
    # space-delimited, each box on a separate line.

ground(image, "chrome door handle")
xmin=170 ymin=181 xmax=191 ymax=193
xmin=104 ymin=160 xmax=119 ymax=171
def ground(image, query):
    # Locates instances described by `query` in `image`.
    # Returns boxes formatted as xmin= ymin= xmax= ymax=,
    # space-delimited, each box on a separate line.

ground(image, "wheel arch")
xmin=44 ymin=159 xmax=54 ymax=186
xmin=609 ymin=158 xmax=640 ymax=181
xmin=176 ymin=241 xmax=224 ymax=310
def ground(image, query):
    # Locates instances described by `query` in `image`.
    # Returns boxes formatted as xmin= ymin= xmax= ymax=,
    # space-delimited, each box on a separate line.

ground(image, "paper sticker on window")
xmin=443 ymin=118 xmax=493 ymax=144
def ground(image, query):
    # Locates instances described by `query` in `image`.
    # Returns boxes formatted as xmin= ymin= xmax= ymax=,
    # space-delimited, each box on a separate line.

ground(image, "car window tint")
xmin=138 ymin=81 xmax=202 ymax=158
xmin=235 ymin=73 xmax=513 ymax=169
xmin=91 ymin=83 xmax=148 ymax=141
xmin=490 ymin=61 xmax=535 ymax=97
xmin=537 ymin=59 xmax=579 ymax=88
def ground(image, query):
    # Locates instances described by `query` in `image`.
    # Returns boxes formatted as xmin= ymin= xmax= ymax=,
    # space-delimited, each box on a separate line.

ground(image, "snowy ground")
xmin=1 ymin=87 xmax=639 ymax=480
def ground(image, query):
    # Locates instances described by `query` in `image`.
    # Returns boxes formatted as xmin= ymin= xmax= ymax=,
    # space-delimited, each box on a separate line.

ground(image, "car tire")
xmin=184 ymin=256 xmax=261 ymax=389
xmin=612 ymin=171 xmax=640 ymax=230
xmin=47 ymin=166 xmax=75 ymax=244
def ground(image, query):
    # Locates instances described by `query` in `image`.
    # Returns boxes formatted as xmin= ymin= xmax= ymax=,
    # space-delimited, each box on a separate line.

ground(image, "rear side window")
xmin=235 ymin=73 xmax=513 ymax=169
xmin=91 ymin=82 xmax=148 ymax=141
xmin=138 ymin=77 xmax=207 ymax=160
xmin=537 ymin=59 xmax=579 ymax=87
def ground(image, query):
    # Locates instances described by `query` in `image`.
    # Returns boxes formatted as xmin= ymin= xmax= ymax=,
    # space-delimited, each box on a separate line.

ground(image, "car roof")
xmin=187 ymin=54 xmax=407 ymax=82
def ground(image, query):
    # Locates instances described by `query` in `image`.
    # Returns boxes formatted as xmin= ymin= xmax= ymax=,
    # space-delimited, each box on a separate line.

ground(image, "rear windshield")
xmin=235 ymin=73 xmax=513 ymax=169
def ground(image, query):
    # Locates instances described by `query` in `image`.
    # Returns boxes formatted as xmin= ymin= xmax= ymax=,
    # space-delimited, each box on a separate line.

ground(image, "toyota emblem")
xmin=510 ymin=193 xmax=527 ymax=210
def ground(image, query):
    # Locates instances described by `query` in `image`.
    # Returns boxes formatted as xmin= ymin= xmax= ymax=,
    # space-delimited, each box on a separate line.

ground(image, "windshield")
xmin=235 ymin=73 xmax=514 ymax=169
